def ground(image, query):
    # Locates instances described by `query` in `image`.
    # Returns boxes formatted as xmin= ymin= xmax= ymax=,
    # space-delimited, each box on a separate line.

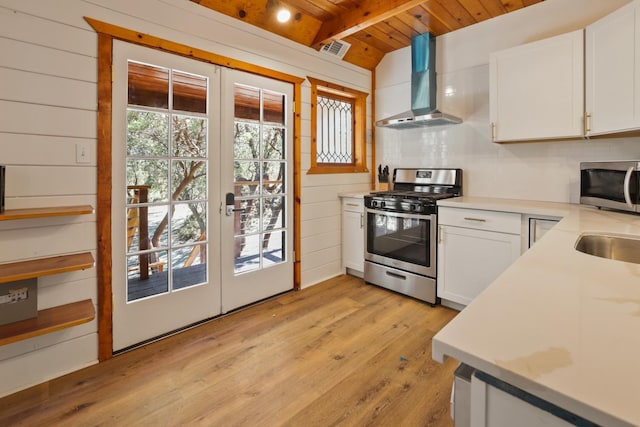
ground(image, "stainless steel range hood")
xmin=376 ymin=33 xmax=462 ymax=129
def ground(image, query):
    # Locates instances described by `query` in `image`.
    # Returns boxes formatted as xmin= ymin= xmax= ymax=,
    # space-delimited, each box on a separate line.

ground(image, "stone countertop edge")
xmin=437 ymin=196 xmax=575 ymax=217
xmin=338 ymin=191 xmax=369 ymax=198
xmin=433 ymin=196 xmax=640 ymax=427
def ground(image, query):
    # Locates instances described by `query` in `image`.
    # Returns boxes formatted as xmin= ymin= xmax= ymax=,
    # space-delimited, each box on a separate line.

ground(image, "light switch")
xmin=76 ymin=142 xmax=90 ymax=164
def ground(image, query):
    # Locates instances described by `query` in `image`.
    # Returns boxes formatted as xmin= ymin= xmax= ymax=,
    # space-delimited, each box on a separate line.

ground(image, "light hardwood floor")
xmin=0 ymin=275 xmax=459 ymax=426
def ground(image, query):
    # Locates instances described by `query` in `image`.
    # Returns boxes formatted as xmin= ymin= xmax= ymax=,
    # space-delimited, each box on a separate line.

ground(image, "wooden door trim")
xmin=85 ymin=17 xmax=304 ymax=361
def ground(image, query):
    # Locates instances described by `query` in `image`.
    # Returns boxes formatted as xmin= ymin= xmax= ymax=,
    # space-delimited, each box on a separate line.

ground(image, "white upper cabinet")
xmin=489 ymin=30 xmax=584 ymax=142
xmin=586 ymin=0 xmax=640 ymax=136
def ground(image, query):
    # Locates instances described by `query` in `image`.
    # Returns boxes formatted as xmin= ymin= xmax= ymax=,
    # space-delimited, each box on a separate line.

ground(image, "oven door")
xmin=365 ymin=208 xmax=436 ymax=277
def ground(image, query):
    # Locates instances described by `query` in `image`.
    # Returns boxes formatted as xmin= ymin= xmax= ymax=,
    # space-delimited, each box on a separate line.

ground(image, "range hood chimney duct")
xmin=376 ymin=33 xmax=462 ymax=129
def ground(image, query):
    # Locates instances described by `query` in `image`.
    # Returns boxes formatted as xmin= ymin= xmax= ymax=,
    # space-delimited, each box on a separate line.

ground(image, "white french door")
xmin=220 ymin=70 xmax=294 ymax=312
xmin=112 ymin=42 xmax=293 ymax=351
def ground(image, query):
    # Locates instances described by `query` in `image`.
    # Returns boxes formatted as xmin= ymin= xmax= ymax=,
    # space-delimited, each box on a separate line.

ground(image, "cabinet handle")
xmin=491 ymin=122 xmax=496 ymax=141
xmin=438 ymin=226 xmax=442 ymax=244
xmin=360 ymin=213 xmax=364 ymax=228
xmin=584 ymin=113 xmax=591 ymax=133
xmin=346 ymin=203 xmax=359 ymax=207
xmin=464 ymin=217 xmax=487 ymax=222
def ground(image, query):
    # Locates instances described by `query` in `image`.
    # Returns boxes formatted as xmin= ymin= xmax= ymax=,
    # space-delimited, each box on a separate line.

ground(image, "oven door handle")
xmin=366 ymin=208 xmax=432 ymax=221
xmin=385 ymin=271 xmax=407 ymax=280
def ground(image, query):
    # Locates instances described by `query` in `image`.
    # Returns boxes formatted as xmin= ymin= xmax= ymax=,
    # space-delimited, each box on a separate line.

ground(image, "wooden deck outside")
xmin=127 ymin=246 xmax=283 ymax=301
xmin=127 ymin=264 xmax=206 ymax=301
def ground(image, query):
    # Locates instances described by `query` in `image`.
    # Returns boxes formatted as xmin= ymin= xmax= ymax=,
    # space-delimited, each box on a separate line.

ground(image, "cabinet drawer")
xmin=438 ymin=207 xmax=520 ymax=235
xmin=341 ymin=197 xmax=364 ymax=213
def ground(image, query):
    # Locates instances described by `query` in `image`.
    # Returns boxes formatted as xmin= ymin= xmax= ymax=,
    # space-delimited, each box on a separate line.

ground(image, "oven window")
xmin=366 ymin=212 xmax=430 ymax=267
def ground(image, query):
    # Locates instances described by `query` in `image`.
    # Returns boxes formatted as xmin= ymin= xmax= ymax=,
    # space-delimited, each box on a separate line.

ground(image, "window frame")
xmin=307 ymin=77 xmax=368 ymax=174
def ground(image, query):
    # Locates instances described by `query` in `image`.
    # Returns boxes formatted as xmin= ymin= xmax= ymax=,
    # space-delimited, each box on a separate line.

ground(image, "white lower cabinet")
xmin=470 ymin=373 xmax=574 ymax=427
xmin=437 ymin=207 xmax=521 ymax=307
xmin=341 ymin=196 xmax=365 ymax=275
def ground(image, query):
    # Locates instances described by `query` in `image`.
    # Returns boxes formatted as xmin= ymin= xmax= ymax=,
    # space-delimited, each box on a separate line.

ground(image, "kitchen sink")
xmin=575 ymin=233 xmax=640 ymax=264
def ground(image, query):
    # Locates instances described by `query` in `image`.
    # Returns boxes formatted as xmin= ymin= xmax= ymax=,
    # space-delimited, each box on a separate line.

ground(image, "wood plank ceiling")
xmin=191 ymin=0 xmax=544 ymax=70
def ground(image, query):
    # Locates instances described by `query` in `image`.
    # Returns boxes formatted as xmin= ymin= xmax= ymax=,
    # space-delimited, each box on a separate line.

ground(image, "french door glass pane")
xmin=263 ymin=126 xmax=284 ymax=159
xmin=172 ymin=247 xmax=206 ymax=290
xmin=126 ymin=160 xmax=169 ymax=202
xmin=234 ymin=161 xmax=260 ymax=197
xmin=171 ymin=160 xmax=207 ymax=201
xmin=263 ymin=230 xmax=285 ymax=267
xmin=232 ymin=83 xmax=287 ymax=275
xmin=128 ymin=62 xmax=169 ymax=109
xmin=263 ymin=90 xmax=285 ymax=125
xmin=235 ymin=235 xmax=259 ymax=274
xmin=172 ymin=115 xmax=207 ymax=157
xmin=126 ymin=60 xmax=209 ymax=302
xmin=172 ymin=71 xmax=207 ymax=114
xmin=127 ymin=111 xmax=169 ymax=156
xmin=234 ymin=84 xmax=260 ymax=121
xmin=235 ymin=199 xmax=258 ymax=235
xmin=126 ymin=203 xmax=169 ymax=251
xmin=127 ymin=251 xmax=168 ymax=301
xmin=234 ymin=123 xmax=259 ymax=159
xmin=263 ymin=197 xmax=284 ymax=229
xmin=171 ymin=202 xmax=207 ymax=246
xmin=263 ymin=161 xmax=284 ymax=194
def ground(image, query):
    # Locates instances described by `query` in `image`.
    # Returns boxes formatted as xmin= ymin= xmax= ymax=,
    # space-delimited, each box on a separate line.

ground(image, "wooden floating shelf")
xmin=0 ymin=299 xmax=95 ymax=346
xmin=0 ymin=252 xmax=95 ymax=284
xmin=0 ymin=205 xmax=94 ymax=221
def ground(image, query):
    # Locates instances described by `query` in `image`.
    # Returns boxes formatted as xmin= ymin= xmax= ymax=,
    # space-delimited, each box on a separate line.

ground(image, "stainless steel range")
xmin=364 ymin=168 xmax=462 ymax=305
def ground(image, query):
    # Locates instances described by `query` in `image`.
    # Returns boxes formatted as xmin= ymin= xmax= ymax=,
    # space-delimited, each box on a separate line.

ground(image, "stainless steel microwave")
xmin=580 ymin=161 xmax=640 ymax=213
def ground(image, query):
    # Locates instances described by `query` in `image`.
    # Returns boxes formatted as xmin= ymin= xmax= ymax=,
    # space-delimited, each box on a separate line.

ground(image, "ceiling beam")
xmin=311 ymin=0 xmax=427 ymax=49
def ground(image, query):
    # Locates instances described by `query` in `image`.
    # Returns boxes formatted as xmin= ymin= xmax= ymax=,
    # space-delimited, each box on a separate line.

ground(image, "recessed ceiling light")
xmin=277 ymin=8 xmax=291 ymax=23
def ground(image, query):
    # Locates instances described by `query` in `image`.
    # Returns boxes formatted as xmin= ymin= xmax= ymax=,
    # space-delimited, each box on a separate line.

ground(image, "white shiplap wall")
xmin=376 ymin=0 xmax=640 ymax=203
xmin=0 ymin=0 xmax=371 ymax=397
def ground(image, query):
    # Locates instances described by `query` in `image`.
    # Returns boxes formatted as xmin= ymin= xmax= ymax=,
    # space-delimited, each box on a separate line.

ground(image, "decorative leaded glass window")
xmin=307 ymin=77 xmax=368 ymax=174
xmin=316 ymin=94 xmax=354 ymax=164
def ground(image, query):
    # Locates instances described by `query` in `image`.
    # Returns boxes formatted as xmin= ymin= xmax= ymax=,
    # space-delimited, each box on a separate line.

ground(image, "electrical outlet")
xmin=0 ymin=287 xmax=28 ymax=305
xmin=11 ymin=287 xmax=28 ymax=303
xmin=76 ymin=142 xmax=90 ymax=164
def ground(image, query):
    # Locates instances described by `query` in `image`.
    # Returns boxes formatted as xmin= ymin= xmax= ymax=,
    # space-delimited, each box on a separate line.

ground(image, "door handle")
xmin=225 ymin=192 xmax=246 ymax=216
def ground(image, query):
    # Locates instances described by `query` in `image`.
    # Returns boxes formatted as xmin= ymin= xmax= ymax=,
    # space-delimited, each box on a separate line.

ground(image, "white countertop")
xmin=432 ymin=197 xmax=640 ymax=427
xmin=437 ymin=196 xmax=573 ymax=217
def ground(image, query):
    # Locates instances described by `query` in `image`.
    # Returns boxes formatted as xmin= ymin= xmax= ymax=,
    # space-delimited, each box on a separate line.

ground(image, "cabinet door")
xmin=437 ymin=226 xmax=520 ymax=306
xmin=470 ymin=374 xmax=574 ymax=427
xmin=489 ymin=30 xmax=584 ymax=142
xmin=342 ymin=199 xmax=364 ymax=273
xmin=586 ymin=1 xmax=640 ymax=136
